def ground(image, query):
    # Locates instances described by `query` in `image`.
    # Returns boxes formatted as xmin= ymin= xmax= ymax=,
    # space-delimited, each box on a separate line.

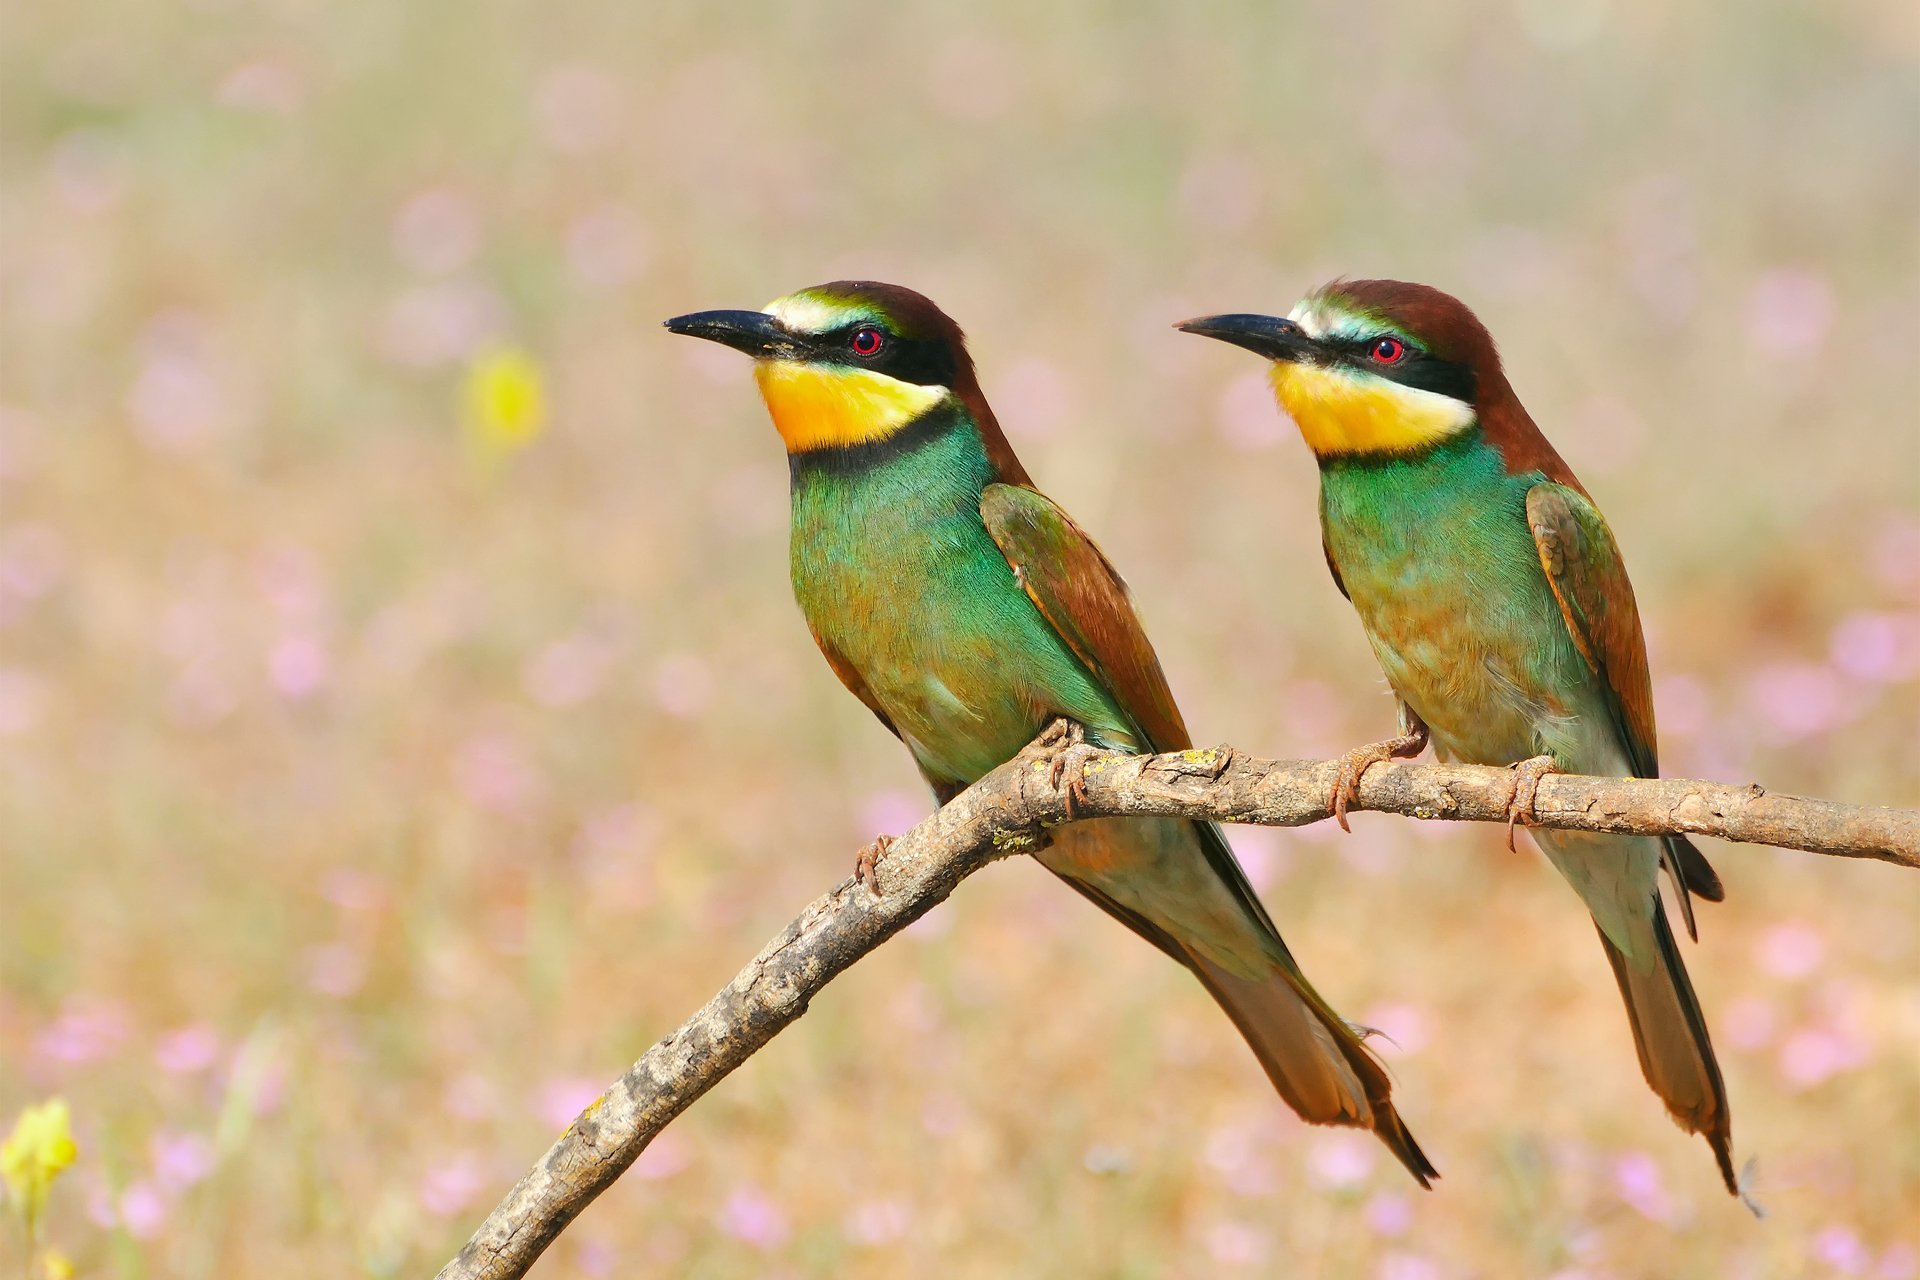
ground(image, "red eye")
xmin=850 ymin=327 xmax=885 ymax=357
xmin=1371 ymin=336 xmax=1407 ymax=364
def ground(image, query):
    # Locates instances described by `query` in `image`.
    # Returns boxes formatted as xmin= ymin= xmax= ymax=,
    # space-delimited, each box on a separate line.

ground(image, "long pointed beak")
xmin=1175 ymin=313 xmax=1321 ymax=363
xmin=662 ymin=309 xmax=803 ymax=359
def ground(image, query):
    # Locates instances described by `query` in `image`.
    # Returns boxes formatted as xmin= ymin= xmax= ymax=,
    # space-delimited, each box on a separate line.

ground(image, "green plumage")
xmin=789 ymin=417 xmax=1138 ymax=782
xmin=790 ymin=411 xmax=1434 ymax=1184
xmin=670 ymin=278 xmax=1435 ymax=1185
xmin=1320 ymin=431 xmax=1653 ymax=955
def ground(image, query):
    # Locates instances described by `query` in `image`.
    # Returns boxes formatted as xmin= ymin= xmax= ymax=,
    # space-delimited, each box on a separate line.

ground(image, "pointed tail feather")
xmin=1187 ymin=952 xmax=1439 ymax=1188
xmin=1597 ymin=903 xmax=1737 ymax=1194
xmin=1042 ymin=818 xmax=1437 ymax=1188
xmin=1660 ymin=834 xmax=1725 ymax=942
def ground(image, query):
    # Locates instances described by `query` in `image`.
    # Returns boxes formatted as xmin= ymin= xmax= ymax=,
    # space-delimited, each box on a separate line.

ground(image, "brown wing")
xmin=979 ymin=483 xmax=1191 ymax=753
xmin=1526 ymin=483 xmax=1723 ymax=926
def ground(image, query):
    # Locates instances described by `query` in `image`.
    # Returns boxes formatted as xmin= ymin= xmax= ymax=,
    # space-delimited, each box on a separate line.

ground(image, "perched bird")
xmin=1178 ymin=281 xmax=1736 ymax=1193
xmin=666 ymin=281 xmax=1436 ymax=1185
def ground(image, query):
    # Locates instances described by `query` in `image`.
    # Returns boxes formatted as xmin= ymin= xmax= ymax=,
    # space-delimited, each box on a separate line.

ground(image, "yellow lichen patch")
xmin=1270 ymin=361 xmax=1473 ymax=458
xmin=753 ymin=361 xmax=946 ymax=454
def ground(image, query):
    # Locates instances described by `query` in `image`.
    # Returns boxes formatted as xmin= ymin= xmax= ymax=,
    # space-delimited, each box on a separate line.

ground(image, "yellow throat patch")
xmin=753 ymin=361 xmax=948 ymax=454
xmin=1269 ymin=361 xmax=1474 ymax=457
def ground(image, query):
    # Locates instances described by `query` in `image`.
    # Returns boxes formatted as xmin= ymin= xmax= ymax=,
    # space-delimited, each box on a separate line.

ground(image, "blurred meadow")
xmin=4 ymin=1 xmax=1919 ymax=1276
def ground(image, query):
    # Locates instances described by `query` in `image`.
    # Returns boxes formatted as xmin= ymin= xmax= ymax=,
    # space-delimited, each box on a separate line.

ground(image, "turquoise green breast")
xmin=1319 ymin=432 xmax=1608 ymax=767
xmin=788 ymin=419 xmax=1134 ymax=785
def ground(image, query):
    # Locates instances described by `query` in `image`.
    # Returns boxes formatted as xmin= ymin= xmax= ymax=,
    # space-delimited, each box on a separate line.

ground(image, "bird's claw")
xmin=1037 ymin=721 xmax=1098 ymax=818
xmin=1328 ymin=729 xmax=1428 ymax=832
xmin=1504 ymin=755 xmax=1560 ymax=851
xmin=854 ymin=833 xmax=895 ymax=895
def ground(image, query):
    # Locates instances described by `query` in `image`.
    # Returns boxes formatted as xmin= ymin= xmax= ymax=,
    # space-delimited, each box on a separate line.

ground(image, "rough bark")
xmin=436 ymin=735 xmax=1917 ymax=1280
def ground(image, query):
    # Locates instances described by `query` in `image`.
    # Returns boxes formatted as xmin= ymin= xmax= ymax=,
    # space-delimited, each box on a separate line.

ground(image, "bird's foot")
xmin=1504 ymin=755 xmax=1561 ymax=851
xmin=1035 ymin=720 xmax=1099 ymax=818
xmin=853 ymin=833 xmax=895 ymax=896
xmin=1329 ymin=727 xmax=1429 ymax=832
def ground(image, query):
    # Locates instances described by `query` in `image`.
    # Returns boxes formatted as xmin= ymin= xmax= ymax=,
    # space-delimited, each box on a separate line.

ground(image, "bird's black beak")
xmin=663 ymin=309 xmax=803 ymax=360
xmin=1175 ymin=313 xmax=1321 ymax=363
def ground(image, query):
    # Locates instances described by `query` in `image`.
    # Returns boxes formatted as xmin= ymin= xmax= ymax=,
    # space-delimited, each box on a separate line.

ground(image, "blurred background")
xmin=3 ymin=2 xmax=1917 ymax=1276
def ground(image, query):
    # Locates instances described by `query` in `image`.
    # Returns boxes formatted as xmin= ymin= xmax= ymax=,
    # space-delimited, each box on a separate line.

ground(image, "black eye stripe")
xmin=1328 ymin=335 xmax=1476 ymax=403
xmin=809 ymin=323 xmax=960 ymax=389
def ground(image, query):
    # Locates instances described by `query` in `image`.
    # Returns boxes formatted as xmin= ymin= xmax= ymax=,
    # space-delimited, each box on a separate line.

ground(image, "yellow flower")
xmin=462 ymin=346 xmax=548 ymax=466
xmin=2 ymin=1099 xmax=78 ymax=1237
xmin=42 ymin=1247 xmax=75 ymax=1280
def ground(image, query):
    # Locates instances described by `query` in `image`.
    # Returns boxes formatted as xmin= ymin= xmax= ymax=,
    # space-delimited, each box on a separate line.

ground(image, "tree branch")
xmin=436 ymin=735 xmax=1916 ymax=1280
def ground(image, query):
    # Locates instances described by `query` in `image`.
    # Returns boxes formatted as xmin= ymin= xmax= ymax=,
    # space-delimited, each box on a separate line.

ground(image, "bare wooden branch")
xmin=437 ymin=735 xmax=1916 ymax=1280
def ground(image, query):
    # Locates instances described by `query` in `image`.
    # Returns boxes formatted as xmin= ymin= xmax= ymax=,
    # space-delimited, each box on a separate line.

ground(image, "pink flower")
xmin=391 ymin=189 xmax=482 ymax=277
xmin=1778 ymin=1026 xmax=1867 ymax=1090
xmin=1815 ymin=1225 xmax=1870 ymax=1275
xmin=1613 ymin=1151 xmax=1675 ymax=1223
xmin=1651 ymin=674 xmax=1710 ymax=739
xmin=1357 ymin=1002 xmax=1432 ymax=1056
xmin=1746 ymin=267 xmax=1835 ymax=357
xmin=1378 ymin=1253 xmax=1445 ymax=1280
xmin=36 ymin=1002 xmax=130 ymax=1064
xmin=717 ymin=1186 xmax=789 ymax=1249
xmin=1228 ymin=827 xmax=1290 ymax=891
xmin=524 ymin=633 xmax=614 ymax=708
xmin=0 ymin=523 xmax=66 ymax=602
xmin=1831 ymin=611 xmax=1917 ymax=684
xmin=1878 ymin=1244 xmax=1918 ymax=1279
xmin=534 ymin=1077 xmax=604 ymax=1131
xmin=575 ymin=1236 xmax=619 ymax=1277
xmin=453 ymin=734 xmax=544 ymax=815
xmin=858 ymin=790 xmax=926 ymax=842
xmin=1745 ymin=663 xmax=1852 ymax=741
xmin=443 ymin=1072 xmax=497 ymax=1121
xmin=1720 ymin=996 xmax=1778 ymax=1052
xmin=119 ymin=1181 xmax=169 ymax=1239
xmin=419 ymin=1154 xmax=487 ymax=1218
xmin=302 ymin=942 xmax=368 ymax=998
xmin=320 ymin=868 xmax=387 ymax=912
xmin=216 ymin=59 xmax=304 ymax=114
xmin=1366 ymin=1191 xmax=1414 ymax=1237
xmin=1203 ymin=1220 xmax=1269 ymax=1266
xmin=0 ymin=667 xmax=46 ymax=736
xmin=843 ymin=1198 xmax=912 ymax=1246
xmin=653 ymin=653 xmax=714 ymax=720
xmin=150 ymin=1131 xmax=215 ymax=1192
xmin=1204 ymin=1124 xmax=1276 ymax=1197
xmin=379 ymin=281 xmax=506 ymax=369
xmin=267 ymin=634 xmax=330 ymax=701
xmin=1757 ymin=922 xmax=1825 ymax=980
xmin=126 ymin=320 xmax=231 ymax=454
xmin=632 ymin=1133 xmax=690 ymax=1181
xmin=1307 ymin=1133 xmax=1375 ymax=1191
xmin=1870 ymin=519 xmax=1920 ymax=597
xmin=154 ymin=1025 xmax=222 ymax=1075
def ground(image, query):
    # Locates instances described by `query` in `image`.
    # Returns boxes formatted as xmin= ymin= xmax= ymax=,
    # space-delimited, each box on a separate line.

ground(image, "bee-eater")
xmin=1179 ymin=280 xmax=1736 ymax=1193
xmin=666 ymin=281 xmax=1436 ymax=1185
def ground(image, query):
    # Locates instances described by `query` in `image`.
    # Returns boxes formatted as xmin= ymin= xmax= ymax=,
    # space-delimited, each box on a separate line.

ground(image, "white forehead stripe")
xmin=765 ymin=294 xmax=863 ymax=335
xmin=1286 ymin=299 xmax=1330 ymax=339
